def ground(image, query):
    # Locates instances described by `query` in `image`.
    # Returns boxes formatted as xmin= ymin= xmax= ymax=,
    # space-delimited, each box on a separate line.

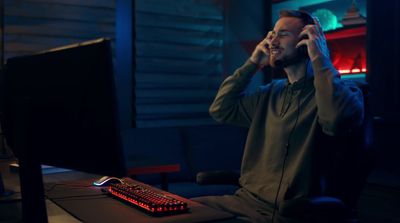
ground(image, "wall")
xmin=1 ymin=0 xmax=116 ymax=156
xmin=223 ymin=0 xmax=270 ymax=92
xmin=116 ymin=0 xmax=269 ymax=129
xmin=368 ymin=0 xmax=400 ymax=122
xmin=4 ymin=0 xmax=269 ymax=130
xmin=366 ymin=0 xmax=400 ymax=186
xmin=133 ymin=0 xmax=224 ymax=128
xmin=4 ymin=0 xmax=115 ymax=60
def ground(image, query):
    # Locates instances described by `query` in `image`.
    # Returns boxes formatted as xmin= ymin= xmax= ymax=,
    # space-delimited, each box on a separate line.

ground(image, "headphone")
xmin=296 ymin=10 xmax=316 ymax=57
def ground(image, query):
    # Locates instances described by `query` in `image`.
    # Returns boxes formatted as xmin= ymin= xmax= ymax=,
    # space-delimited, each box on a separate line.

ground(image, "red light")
xmin=107 ymin=183 xmax=189 ymax=214
xmin=109 ymin=188 xmax=154 ymax=212
xmin=339 ymin=68 xmax=367 ymax=74
xmin=339 ymin=69 xmax=351 ymax=74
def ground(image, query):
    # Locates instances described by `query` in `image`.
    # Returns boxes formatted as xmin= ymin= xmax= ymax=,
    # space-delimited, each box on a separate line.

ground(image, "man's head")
xmin=269 ymin=10 xmax=315 ymax=68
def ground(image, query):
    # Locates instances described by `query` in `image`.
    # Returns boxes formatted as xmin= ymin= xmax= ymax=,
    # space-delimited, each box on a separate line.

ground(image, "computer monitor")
xmin=2 ymin=38 xmax=127 ymax=222
xmin=3 ymin=38 xmax=126 ymax=177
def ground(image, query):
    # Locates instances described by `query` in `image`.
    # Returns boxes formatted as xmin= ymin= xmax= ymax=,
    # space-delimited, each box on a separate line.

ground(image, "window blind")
xmin=134 ymin=0 xmax=224 ymax=127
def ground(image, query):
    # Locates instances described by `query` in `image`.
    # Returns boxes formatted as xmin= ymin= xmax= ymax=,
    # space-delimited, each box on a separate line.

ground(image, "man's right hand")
xmin=249 ymin=31 xmax=272 ymax=68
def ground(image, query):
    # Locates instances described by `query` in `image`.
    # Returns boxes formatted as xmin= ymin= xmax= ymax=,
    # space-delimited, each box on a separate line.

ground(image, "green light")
xmin=341 ymin=73 xmax=366 ymax=80
xmin=312 ymin=9 xmax=339 ymax=31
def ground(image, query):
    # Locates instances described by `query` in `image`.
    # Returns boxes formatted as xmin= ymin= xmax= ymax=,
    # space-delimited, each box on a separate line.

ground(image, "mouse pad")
xmin=44 ymin=178 xmax=234 ymax=223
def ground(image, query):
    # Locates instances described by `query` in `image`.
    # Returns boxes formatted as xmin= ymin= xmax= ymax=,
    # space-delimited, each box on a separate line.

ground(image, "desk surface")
xmin=44 ymin=177 xmax=235 ymax=223
xmin=2 ymin=159 xmax=238 ymax=223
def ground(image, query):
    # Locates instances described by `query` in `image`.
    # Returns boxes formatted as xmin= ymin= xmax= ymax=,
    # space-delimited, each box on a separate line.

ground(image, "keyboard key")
xmin=108 ymin=182 xmax=189 ymax=215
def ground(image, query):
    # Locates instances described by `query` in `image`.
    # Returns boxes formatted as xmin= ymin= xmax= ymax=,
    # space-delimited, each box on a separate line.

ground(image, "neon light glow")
xmin=326 ymin=25 xmax=367 ymax=79
xmin=107 ymin=183 xmax=188 ymax=215
xmin=338 ymin=68 xmax=367 ymax=74
xmin=109 ymin=189 xmax=153 ymax=212
xmin=341 ymin=73 xmax=366 ymax=79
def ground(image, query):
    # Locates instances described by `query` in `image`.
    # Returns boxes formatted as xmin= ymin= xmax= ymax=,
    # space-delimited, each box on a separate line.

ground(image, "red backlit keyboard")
xmin=108 ymin=182 xmax=189 ymax=215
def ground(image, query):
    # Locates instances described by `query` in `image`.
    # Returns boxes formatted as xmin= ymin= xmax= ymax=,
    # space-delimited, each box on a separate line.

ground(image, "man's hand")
xmin=249 ymin=31 xmax=273 ymax=67
xmin=296 ymin=17 xmax=330 ymax=62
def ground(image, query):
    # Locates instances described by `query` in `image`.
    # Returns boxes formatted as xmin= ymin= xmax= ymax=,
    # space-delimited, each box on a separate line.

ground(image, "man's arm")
xmin=312 ymin=57 xmax=364 ymax=136
xmin=210 ymin=33 xmax=273 ymax=127
xmin=209 ymin=60 xmax=263 ymax=127
xmin=298 ymin=17 xmax=364 ymax=136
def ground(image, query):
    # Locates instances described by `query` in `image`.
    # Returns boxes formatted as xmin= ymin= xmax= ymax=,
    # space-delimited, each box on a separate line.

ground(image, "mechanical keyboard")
xmin=108 ymin=182 xmax=189 ymax=215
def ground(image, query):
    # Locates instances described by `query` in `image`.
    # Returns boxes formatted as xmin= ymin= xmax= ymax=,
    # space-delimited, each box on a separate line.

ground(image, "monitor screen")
xmin=3 ymin=38 xmax=126 ymax=177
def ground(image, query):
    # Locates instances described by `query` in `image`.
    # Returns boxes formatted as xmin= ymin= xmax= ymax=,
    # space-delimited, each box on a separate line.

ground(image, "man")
xmin=193 ymin=10 xmax=364 ymax=223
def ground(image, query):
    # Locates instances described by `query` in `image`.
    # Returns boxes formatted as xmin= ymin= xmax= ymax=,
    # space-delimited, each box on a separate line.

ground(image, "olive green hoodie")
xmin=209 ymin=57 xmax=364 ymax=206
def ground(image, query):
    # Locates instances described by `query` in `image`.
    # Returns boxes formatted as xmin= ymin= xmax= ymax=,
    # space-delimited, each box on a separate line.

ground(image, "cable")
xmin=271 ymin=68 xmax=308 ymax=222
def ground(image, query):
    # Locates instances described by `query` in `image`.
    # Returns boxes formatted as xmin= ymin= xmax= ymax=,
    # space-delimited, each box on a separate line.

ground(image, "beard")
xmin=270 ymin=49 xmax=307 ymax=69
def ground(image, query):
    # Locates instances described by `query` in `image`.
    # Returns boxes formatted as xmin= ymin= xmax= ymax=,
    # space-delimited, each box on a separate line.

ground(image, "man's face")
xmin=269 ymin=17 xmax=305 ymax=68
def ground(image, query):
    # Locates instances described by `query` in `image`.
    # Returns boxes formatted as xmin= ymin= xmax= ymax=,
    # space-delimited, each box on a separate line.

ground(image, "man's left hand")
xmin=296 ymin=17 xmax=330 ymax=62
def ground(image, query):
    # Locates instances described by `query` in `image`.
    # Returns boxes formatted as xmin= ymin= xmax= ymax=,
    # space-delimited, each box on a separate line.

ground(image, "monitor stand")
xmin=17 ymin=154 xmax=48 ymax=222
xmin=13 ymin=101 xmax=48 ymax=223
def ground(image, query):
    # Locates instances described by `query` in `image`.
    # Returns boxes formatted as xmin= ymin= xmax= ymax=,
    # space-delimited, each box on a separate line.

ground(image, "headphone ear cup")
xmin=299 ymin=11 xmax=314 ymax=58
xmin=298 ymin=45 xmax=308 ymax=58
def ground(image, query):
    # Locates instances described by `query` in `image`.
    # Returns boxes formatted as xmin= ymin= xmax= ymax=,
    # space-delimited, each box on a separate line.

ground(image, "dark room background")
xmin=1 ymin=0 xmax=400 ymax=202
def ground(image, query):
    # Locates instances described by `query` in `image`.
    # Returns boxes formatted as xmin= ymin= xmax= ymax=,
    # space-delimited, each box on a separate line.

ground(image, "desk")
xmin=44 ymin=177 xmax=235 ymax=223
xmin=9 ymin=160 xmax=181 ymax=191
xmin=1 ymin=159 xmax=243 ymax=223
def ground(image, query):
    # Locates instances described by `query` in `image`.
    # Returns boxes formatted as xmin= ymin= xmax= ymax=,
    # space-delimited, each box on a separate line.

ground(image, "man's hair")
xmin=279 ymin=10 xmax=315 ymax=26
